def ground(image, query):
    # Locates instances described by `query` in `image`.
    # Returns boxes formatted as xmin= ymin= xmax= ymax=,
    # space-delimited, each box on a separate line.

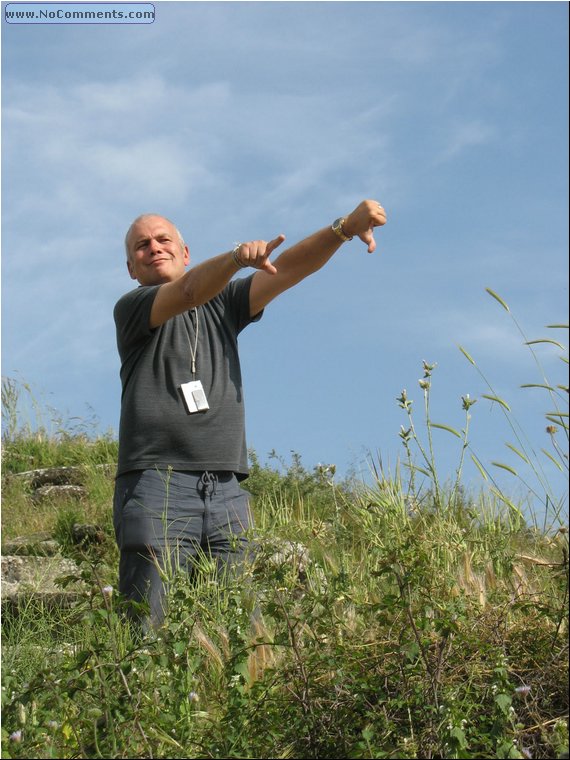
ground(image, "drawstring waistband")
xmin=198 ymin=471 xmax=218 ymax=498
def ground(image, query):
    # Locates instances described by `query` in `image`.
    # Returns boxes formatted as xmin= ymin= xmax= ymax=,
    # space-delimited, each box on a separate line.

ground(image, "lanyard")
xmin=186 ymin=308 xmax=199 ymax=376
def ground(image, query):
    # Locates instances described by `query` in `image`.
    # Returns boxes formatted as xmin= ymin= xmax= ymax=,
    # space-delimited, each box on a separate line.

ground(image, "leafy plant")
xmin=2 ymin=298 xmax=568 ymax=758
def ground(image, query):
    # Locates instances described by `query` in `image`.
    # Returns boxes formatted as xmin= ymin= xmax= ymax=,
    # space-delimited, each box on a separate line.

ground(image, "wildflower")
xmin=46 ymin=720 xmax=59 ymax=730
xmin=521 ymin=748 xmax=533 ymax=759
xmin=418 ymin=379 xmax=430 ymax=390
xmin=101 ymin=585 xmax=113 ymax=599
xmin=397 ymin=389 xmax=412 ymax=410
xmin=10 ymin=730 xmax=22 ymax=743
xmin=546 ymin=425 xmax=558 ymax=435
xmin=188 ymin=692 xmax=199 ymax=703
xmin=317 ymin=463 xmax=336 ymax=478
xmin=514 ymin=685 xmax=531 ymax=696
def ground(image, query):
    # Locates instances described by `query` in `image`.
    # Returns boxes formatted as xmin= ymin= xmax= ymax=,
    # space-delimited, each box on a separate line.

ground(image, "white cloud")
xmin=434 ymin=120 xmax=496 ymax=164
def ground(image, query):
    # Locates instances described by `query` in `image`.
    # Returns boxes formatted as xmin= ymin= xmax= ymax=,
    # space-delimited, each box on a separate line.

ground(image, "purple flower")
xmin=9 ymin=730 xmax=22 ymax=743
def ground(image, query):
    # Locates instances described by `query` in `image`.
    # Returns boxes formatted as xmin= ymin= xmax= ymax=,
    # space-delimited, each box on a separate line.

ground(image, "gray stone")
xmin=267 ymin=540 xmax=311 ymax=573
xmin=1 ymin=555 xmax=83 ymax=601
xmin=14 ymin=466 xmax=85 ymax=488
xmin=13 ymin=464 xmax=115 ymax=489
xmin=71 ymin=523 xmax=105 ymax=545
xmin=1 ymin=533 xmax=59 ymax=556
xmin=31 ymin=484 xmax=87 ymax=503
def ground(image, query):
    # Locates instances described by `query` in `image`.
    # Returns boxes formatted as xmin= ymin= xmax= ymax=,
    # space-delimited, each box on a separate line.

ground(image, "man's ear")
xmin=183 ymin=245 xmax=190 ymax=267
xmin=127 ymin=259 xmax=137 ymax=279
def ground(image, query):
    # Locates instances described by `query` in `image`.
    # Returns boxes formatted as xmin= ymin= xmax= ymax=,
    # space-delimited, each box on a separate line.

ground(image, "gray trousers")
xmin=113 ymin=469 xmax=254 ymax=629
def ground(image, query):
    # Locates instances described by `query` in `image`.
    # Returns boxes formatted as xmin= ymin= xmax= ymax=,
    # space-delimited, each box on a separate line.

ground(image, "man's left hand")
xmin=343 ymin=200 xmax=387 ymax=253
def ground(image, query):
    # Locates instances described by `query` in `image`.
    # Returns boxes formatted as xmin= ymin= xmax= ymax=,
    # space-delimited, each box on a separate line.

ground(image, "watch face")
xmin=333 ymin=218 xmax=349 ymax=240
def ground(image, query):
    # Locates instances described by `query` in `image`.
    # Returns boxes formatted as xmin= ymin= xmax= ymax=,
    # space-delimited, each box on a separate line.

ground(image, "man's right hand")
xmin=234 ymin=235 xmax=286 ymax=274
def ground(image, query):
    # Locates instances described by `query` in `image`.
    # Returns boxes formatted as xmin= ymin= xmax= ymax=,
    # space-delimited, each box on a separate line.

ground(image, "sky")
xmin=1 ymin=1 xmax=568 ymax=520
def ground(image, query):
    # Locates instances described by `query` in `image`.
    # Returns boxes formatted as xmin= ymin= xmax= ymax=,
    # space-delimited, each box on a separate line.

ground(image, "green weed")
xmin=1 ymin=296 xmax=568 ymax=758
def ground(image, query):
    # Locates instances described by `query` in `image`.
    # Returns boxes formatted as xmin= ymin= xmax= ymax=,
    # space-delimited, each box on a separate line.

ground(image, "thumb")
xmin=360 ymin=228 xmax=376 ymax=254
xmin=261 ymin=259 xmax=278 ymax=275
xmin=260 ymin=234 xmax=284 ymax=275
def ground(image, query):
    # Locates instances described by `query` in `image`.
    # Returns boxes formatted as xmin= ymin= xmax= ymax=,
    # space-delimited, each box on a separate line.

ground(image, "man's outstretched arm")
xmin=248 ymin=200 xmax=387 ymax=317
xmin=149 ymin=235 xmax=285 ymax=328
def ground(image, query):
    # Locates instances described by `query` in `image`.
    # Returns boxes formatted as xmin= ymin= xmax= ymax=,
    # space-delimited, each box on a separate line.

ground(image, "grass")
xmin=1 ymin=294 xmax=568 ymax=758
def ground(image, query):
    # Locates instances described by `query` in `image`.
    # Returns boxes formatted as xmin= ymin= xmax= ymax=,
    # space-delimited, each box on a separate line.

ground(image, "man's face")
xmin=126 ymin=216 xmax=189 ymax=285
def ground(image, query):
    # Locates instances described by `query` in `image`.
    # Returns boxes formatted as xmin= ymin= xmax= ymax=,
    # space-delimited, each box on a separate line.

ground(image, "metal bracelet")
xmin=231 ymin=243 xmax=247 ymax=268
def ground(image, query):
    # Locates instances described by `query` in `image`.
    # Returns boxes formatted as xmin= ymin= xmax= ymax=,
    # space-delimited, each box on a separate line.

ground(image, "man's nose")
xmin=148 ymin=238 xmax=162 ymax=254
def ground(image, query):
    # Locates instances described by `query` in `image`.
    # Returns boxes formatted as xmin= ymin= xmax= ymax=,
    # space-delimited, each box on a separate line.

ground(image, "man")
xmin=113 ymin=199 xmax=387 ymax=629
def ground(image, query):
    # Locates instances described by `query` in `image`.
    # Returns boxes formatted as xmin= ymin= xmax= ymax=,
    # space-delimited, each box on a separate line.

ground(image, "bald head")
xmin=124 ymin=214 xmax=185 ymax=261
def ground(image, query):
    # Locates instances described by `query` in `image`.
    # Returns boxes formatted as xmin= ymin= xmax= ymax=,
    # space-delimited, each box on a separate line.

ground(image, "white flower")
xmin=515 ymin=685 xmax=531 ymax=696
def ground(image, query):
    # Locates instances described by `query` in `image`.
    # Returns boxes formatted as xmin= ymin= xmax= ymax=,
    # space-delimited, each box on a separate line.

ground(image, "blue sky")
xmin=1 ymin=1 xmax=568 ymax=518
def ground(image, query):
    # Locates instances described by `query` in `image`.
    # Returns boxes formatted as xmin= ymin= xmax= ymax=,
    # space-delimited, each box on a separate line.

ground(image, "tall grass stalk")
xmin=458 ymin=289 xmax=568 ymax=531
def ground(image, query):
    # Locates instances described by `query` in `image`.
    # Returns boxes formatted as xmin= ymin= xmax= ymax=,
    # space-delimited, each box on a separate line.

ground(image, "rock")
xmin=267 ymin=540 xmax=311 ymax=574
xmin=1 ymin=465 xmax=115 ymax=614
xmin=1 ymin=533 xmax=59 ymax=556
xmin=256 ymin=538 xmax=328 ymax=593
xmin=1 ymin=554 xmax=83 ymax=604
xmin=71 ymin=523 xmax=105 ymax=545
xmin=13 ymin=464 xmax=115 ymax=489
xmin=13 ymin=466 xmax=85 ymax=488
xmin=31 ymin=484 xmax=87 ymax=503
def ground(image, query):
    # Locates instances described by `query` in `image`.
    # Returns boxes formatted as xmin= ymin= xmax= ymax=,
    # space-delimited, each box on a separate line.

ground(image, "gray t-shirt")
xmin=114 ymin=275 xmax=261 ymax=478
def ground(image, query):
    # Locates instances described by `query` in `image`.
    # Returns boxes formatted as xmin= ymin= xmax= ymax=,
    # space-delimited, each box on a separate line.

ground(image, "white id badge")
xmin=180 ymin=380 xmax=209 ymax=414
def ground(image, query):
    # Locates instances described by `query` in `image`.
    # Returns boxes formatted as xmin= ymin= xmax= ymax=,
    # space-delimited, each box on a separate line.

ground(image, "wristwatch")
xmin=331 ymin=217 xmax=353 ymax=242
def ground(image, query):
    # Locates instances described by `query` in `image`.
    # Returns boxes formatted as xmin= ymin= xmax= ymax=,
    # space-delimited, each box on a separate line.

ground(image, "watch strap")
xmin=331 ymin=217 xmax=353 ymax=242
